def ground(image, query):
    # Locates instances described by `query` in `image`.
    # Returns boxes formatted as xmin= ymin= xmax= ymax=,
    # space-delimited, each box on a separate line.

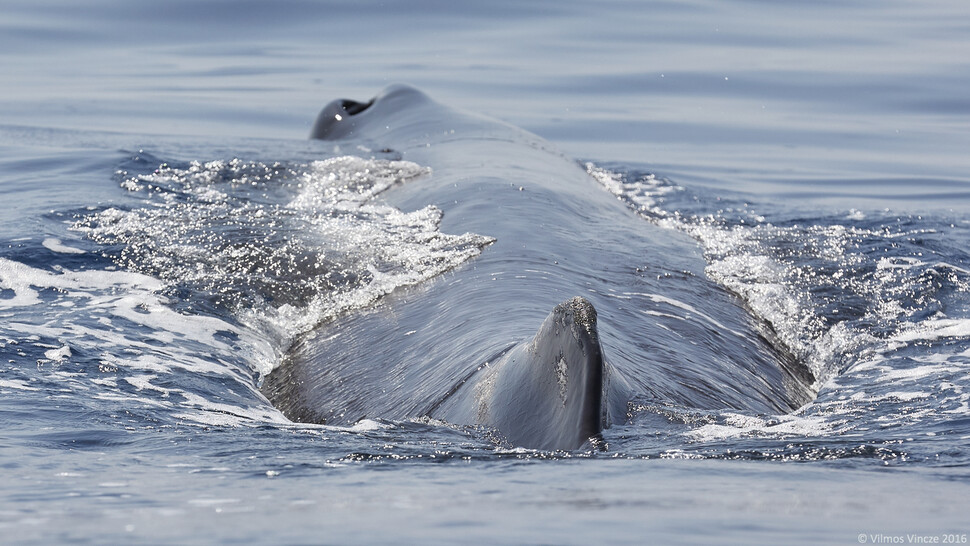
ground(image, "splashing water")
xmin=588 ymin=162 xmax=970 ymax=461
xmin=74 ymin=155 xmax=494 ymax=374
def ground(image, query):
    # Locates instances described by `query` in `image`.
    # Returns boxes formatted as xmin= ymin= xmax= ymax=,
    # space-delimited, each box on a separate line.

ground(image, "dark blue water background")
xmin=2 ymin=1 xmax=969 ymax=543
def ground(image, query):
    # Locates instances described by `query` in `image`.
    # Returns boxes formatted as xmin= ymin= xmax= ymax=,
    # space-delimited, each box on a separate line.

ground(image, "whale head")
xmin=310 ymin=84 xmax=432 ymax=141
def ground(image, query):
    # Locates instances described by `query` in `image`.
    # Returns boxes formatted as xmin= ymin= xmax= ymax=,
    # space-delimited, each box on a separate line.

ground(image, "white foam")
xmin=124 ymin=375 xmax=169 ymax=395
xmin=349 ymin=419 xmax=390 ymax=432
xmin=43 ymin=345 xmax=71 ymax=362
xmin=0 ymin=257 xmax=164 ymax=310
xmin=881 ymin=391 xmax=928 ymax=402
xmin=0 ymin=256 xmax=285 ymax=426
xmin=0 ymin=379 xmax=40 ymax=391
xmin=879 ymin=363 xmax=962 ymax=383
xmin=176 ymin=388 xmax=289 ymax=425
xmin=686 ymin=411 xmax=838 ymax=442
xmin=876 ymin=256 xmax=923 ymax=271
xmin=41 ymin=238 xmax=86 ymax=254
xmin=891 ymin=318 xmax=970 ymax=344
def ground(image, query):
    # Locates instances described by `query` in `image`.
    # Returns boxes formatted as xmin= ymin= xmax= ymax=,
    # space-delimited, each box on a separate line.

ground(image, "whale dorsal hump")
xmin=436 ymin=296 xmax=609 ymax=451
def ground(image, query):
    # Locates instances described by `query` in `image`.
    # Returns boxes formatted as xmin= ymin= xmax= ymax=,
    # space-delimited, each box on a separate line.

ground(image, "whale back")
xmin=261 ymin=85 xmax=815 ymax=451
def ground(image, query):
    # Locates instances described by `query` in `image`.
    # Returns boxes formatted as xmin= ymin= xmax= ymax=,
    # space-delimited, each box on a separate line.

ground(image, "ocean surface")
xmin=2 ymin=0 xmax=969 ymax=543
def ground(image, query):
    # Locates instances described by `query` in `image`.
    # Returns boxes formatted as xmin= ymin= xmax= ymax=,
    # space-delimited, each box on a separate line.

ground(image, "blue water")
xmin=2 ymin=1 xmax=969 ymax=543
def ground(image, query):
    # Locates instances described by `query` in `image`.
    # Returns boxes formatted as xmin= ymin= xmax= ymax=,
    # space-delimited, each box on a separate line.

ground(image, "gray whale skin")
xmin=261 ymin=84 xmax=814 ymax=451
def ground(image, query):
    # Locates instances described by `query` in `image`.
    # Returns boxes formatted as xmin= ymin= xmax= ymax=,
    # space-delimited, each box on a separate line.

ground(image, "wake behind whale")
xmin=261 ymin=85 xmax=815 ymax=450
